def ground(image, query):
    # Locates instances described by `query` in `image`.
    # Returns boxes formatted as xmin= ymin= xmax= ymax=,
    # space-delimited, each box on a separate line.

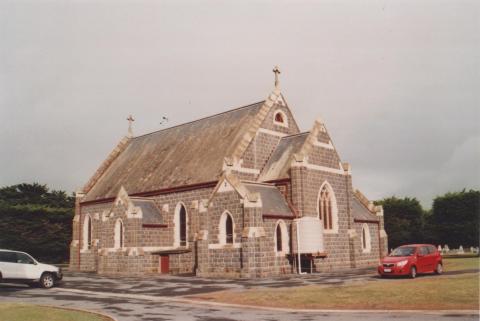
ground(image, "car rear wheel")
xmin=435 ymin=263 xmax=443 ymax=275
xmin=40 ymin=273 xmax=55 ymax=289
xmin=409 ymin=266 xmax=417 ymax=279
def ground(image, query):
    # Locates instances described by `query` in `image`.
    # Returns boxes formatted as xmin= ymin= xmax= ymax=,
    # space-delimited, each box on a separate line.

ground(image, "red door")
xmin=159 ymin=255 xmax=169 ymax=274
xmin=416 ymin=246 xmax=429 ymax=273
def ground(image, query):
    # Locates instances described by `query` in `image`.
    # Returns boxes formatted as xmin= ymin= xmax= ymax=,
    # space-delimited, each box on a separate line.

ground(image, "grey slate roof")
xmin=84 ymin=102 xmax=265 ymax=201
xmin=244 ymin=183 xmax=293 ymax=217
xmin=259 ymin=133 xmax=309 ymax=181
xmin=352 ymin=196 xmax=379 ymax=222
xmin=131 ymin=198 xmax=163 ymax=224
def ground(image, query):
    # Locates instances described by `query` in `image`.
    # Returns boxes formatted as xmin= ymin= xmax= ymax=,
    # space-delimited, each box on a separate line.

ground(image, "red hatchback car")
xmin=378 ymin=244 xmax=443 ymax=278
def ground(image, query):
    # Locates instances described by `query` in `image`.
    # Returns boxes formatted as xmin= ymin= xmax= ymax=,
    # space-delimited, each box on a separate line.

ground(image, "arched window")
xmin=276 ymin=224 xmax=282 ymax=252
xmin=114 ymin=219 xmax=124 ymax=249
xmin=83 ymin=215 xmax=93 ymax=250
xmin=174 ymin=203 xmax=188 ymax=247
xmin=273 ymin=110 xmax=288 ymax=127
xmin=361 ymin=224 xmax=371 ymax=253
xmin=225 ymin=214 xmax=233 ymax=244
xmin=317 ymin=182 xmax=338 ymax=233
xmin=219 ymin=211 xmax=235 ymax=244
xmin=274 ymin=220 xmax=289 ymax=254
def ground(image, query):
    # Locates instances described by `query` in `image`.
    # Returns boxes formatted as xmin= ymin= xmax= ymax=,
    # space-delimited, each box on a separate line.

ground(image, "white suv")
xmin=0 ymin=249 xmax=62 ymax=288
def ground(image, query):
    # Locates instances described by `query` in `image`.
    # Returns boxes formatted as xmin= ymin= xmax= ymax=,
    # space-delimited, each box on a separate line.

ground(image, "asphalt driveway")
xmin=58 ymin=267 xmax=379 ymax=297
xmin=0 ymin=268 xmax=478 ymax=321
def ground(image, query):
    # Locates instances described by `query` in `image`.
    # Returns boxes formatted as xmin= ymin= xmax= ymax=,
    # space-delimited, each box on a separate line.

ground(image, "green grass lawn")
xmin=444 ymin=256 xmax=480 ymax=271
xmin=191 ymin=257 xmax=480 ymax=310
xmin=0 ymin=303 xmax=111 ymax=321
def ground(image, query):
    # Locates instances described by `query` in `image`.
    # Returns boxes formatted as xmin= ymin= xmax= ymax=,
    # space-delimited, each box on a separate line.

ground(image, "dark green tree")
xmin=430 ymin=189 xmax=479 ymax=248
xmin=0 ymin=183 xmax=74 ymax=263
xmin=376 ymin=197 xmax=425 ymax=249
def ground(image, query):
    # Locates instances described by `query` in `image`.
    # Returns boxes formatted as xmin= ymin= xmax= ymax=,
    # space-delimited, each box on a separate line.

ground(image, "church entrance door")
xmin=159 ymin=255 xmax=169 ymax=274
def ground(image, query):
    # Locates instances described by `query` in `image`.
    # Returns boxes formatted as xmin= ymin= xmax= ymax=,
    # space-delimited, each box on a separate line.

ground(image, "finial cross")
xmin=273 ymin=66 xmax=281 ymax=89
xmin=127 ymin=114 xmax=135 ymax=137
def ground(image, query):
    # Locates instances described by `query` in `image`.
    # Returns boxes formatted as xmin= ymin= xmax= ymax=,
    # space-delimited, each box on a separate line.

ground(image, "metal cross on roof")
xmin=273 ymin=66 xmax=281 ymax=89
xmin=127 ymin=114 xmax=135 ymax=137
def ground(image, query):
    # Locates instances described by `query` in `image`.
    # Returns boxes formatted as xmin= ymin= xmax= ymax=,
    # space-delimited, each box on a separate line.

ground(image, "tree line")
xmin=0 ymin=183 xmax=478 ymax=263
xmin=0 ymin=183 xmax=74 ymax=263
xmin=376 ymin=189 xmax=480 ymax=250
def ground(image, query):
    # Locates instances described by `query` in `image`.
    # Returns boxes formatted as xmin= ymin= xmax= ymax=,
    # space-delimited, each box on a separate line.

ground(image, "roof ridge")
xmin=133 ymin=100 xmax=265 ymax=139
xmin=281 ymin=131 xmax=310 ymax=139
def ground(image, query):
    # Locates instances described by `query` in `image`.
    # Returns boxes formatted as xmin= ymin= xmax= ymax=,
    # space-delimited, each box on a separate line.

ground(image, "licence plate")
xmin=384 ymin=268 xmax=392 ymax=272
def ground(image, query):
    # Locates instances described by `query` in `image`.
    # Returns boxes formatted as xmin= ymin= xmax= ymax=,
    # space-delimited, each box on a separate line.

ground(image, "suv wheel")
xmin=409 ymin=266 xmax=417 ymax=279
xmin=40 ymin=273 xmax=55 ymax=289
xmin=435 ymin=263 xmax=443 ymax=275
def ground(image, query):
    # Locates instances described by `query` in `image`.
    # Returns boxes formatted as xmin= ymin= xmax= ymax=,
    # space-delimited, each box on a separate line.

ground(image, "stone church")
xmin=69 ymin=68 xmax=388 ymax=277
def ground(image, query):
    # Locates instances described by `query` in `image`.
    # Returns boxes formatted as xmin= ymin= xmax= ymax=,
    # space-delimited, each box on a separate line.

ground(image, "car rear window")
xmin=0 ymin=251 xmax=17 ymax=263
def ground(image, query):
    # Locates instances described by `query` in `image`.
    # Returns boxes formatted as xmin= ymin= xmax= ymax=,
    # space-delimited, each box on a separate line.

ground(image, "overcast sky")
xmin=0 ymin=0 xmax=478 ymax=207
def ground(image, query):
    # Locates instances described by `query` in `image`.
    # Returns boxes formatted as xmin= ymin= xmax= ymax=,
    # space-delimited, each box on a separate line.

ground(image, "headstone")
xmin=438 ymin=245 xmax=442 ymax=252
xmin=470 ymin=246 xmax=474 ymax=253
xmin=475 ymin=247 xmax=480 ymax=254
xmin=444 ymin=245 xmax=450 ymax=252
xmin=458 ymin=245 xmax=464 ymax=254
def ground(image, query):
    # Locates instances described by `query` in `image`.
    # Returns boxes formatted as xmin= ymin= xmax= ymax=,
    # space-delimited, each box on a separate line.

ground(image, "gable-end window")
xmin=83 ymin=215 xmax=93 ymax=250
xmin=219 ymin=211 xmax=235 ymax=245
xmin=361 ymin=223 xmax=371 ymax=253
xmin=273 ymin=110 xmax=288 ymax=127
xmin=317 ymin=182 xmax=338 ymax=233
xmin=114 ymin=219 xmax=124 ymax=249
xmin=174 ymin=203 xmax=188 ymax=247
xmin=274 ymin=220 xmax=289 ymax=254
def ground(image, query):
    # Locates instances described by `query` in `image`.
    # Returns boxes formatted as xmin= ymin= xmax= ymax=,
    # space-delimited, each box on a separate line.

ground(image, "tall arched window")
xmin=276 ymin=224 xmax=282 ymax=252
xmin=317 ymin=182 xmax=338 ymax=233
xmin=114 ymin=219 xmax=124 ymax=249
xmin=219 ymin=211 xmax=235 ymax=244
xmin=319 ymin=186 xmax=332 ymax=230
xmin=179 ymin=205 xmax=187 ymax=246
xmin=174 ymin=203 xmax=188 ymax=247
xmin=274 ymin=220 xmax=289 ymax=254
xmin=361 ymin=224 xmax=371 ymax=253
xmin=83 ymin=215 xmax=92 ymax=250
xmin=225 ymin=214 xmax=233 ymax=244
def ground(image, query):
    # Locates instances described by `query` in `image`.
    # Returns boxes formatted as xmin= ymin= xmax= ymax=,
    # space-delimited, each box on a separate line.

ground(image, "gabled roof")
xmin=244 ymin=183 xmax=293 ymax=217
xmin=84 ymin=101 xmax=265 ymax=201
xmin=352 ymin=196 xmax=379 ymax=222
xmin=130 ymin=198 xmax=163 ymax=224
xmin=259 ymin=132 xmax=309 ymax=181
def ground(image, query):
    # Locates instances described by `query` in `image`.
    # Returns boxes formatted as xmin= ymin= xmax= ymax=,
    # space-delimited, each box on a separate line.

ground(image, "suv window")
xmin=15 ymin=252 xmax=35 ymax=264
xmin=0 ymin=251 xmax=17 ymax=263
xmin=418 ymin=246 xmax=429 ymax=256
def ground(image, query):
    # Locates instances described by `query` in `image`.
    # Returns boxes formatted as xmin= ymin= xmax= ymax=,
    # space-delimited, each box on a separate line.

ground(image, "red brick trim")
xmin=354 ymin=219 xmax=379 ymax=224
xmin=142 ymin=224 xmax=168 ymax=228
xmin=80 ymin=181 xmax=218 ymax=206
xmin=262 ymin=214 xmax=295 ymax=220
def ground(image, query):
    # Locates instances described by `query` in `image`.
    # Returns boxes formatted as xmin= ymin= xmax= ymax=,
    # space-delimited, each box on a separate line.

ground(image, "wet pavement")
xmin=0 ymin=268 xmax=478 ymax=321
